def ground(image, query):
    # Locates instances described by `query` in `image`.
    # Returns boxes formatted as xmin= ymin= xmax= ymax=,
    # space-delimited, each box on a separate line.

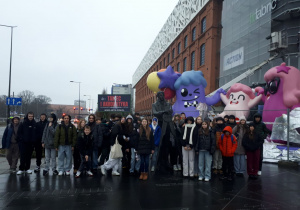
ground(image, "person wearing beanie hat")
xmin=2 ymin=116 xmax=21 ymax=173
xmin=41 ymin=113 xmax=59 ymax=176
xmin=232 ymin=116 xmax=247 ymax=177
xmin=224 ymin=115 xmax=229 ymax=123
xmin=226 ymin=115 xmax=237 ymax=129
xmin=149 ymin=117 xmax=161 ymax=172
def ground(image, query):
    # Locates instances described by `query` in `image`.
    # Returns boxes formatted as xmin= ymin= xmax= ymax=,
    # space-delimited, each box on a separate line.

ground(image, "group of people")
xmin=2 ymin=110 xmax=270 ymax=182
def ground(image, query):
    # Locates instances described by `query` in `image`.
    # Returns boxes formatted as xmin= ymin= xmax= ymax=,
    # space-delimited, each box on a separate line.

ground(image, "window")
xmin=192 ymin=27 xmax=196 ymax=41
xmin=183 ymin=57 xmax=187 ymax=72
xmin=172 ymin=48 xmax=175 ymax=59
xmin=178 ymin=42 xmax=181 ymax=54
xmin=160 ymin=62 xmax=162 ymax=69
xmin=168 ymin=53 xmax=170 ymax=63
xmin=191 ymin=51 xmax=195 ymax=70
xmin=200 ymin=44 xmax=205 ymax=65
xmin=177 ymin=62 xmax=180 ymax=72
xmin=184 ymin=35 xmax=188 ymax=48
xmin=201 ymin=17 xmax=206 ymax=33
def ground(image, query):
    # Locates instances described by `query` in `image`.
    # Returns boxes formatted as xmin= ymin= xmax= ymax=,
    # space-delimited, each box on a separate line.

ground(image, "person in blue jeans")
xmin=137 ymin=119 xmax=154 ymax=181
xmin=194 ymin=120 xmax=216 ymax=181
xmin=149 ymin=117 xmax=161 ymax=172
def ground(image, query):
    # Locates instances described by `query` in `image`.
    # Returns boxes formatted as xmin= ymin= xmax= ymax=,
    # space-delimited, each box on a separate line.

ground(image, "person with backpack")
xmin=195 ymin=120 xmax=216 ymax=181
xmin=54 ymin=115 xmax=77 ymax=176
xmin=218 ymin=126 xmax=237 ymax=181
xmin=242 ymin=123 xmax=264 ymax=179
xmin=41 ymin=113 xmax=59 ymax=176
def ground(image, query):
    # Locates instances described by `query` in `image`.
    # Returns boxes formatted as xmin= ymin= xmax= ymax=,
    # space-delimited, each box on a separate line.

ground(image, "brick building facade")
xmin=134 ymin=0 xmax=222 ymax=115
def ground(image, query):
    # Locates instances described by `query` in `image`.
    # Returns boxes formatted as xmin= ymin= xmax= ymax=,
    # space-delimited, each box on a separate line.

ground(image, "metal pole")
xmin=79 ymin=82 xmax=81 ymax=116
xmin=287 ymin=108 xmax=290 ymax=161
xmin=7 ymin=27 xmax=14 ymax=125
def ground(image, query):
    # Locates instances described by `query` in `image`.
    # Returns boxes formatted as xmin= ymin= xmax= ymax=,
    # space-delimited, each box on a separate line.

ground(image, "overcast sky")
xmin=0 ymin=0 xmax=178 ymax=110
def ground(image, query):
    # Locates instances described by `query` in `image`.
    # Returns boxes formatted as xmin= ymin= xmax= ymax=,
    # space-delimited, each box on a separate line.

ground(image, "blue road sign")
xmin=6 ymin=97 xmax=22 ymax=106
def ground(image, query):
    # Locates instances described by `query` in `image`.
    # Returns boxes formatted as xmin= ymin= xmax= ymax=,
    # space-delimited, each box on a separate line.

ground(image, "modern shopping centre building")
xmin=132 ymin=0 xmax=300 ymax=115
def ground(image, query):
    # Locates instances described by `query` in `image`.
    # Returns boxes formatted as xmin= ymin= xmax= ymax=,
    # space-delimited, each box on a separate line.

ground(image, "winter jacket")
xmin=180 ymin=124 xmax=197 ymax=148
xmin=87 ymin=122 xmax=103 ymax=149
xmin=36 ymin=119 xmax=48 ymax=143
xmin=2 ymin=123 xmax=19 ymax=149
xmin=54 ymin=123 xmax=77 ymax=148
xmin=42 ymin=121 xmax=58 ymax=149
xmin=232 ymin=124 xmax=247 ymax=155
xmin=149 ymin=124 xmax=161 ymax=146
xmin=226 ymin=121 xmax=237 ymax=129
xmin=137 ymin=129 xmax=154 ymax=155
xmin=77 ymin=132 xmax=94 ymax=156
xmin=218 ymin=126 xmax=237 ymax=157
xmin=253 ymin=113 xmax=271 ymax=139
xmin=110 ymin=122 xmax=125 ymax=147
xmin=195 ymin=129 xmax=216 ymax=155
xmin=242 ymin=132 xmax=264 ymax=152
xmin=17 ymin=117 xmax=37 ymax=144
xmin=213 ymin=123 xmax=225 ymax=149
xmin=100 ymin=123 xmax=111 ymax=148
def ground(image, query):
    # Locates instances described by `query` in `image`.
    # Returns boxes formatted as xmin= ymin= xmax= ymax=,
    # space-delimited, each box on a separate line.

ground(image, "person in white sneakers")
xmin=75 ymin=125 xmax=94 ymax=178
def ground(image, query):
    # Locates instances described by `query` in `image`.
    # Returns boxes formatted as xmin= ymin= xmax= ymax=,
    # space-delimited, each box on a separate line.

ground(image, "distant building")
xmin=111 ymin=84 xmax=133 ymax=95
xmin=74 ymin=100 xmax=86 ymax=108
xmin=48 ymin=104 xmax=89 ymax=120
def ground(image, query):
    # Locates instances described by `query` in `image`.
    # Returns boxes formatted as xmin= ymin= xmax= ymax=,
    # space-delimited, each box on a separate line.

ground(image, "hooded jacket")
xmin=54 ymin=122 xmax=77 ymax=148
xmin=99 ymin=122 xmax=111 ymax=148
xmin=87 ymin=121 xmax=103 ymax=149
xmin=242 ymin=130 xmax=264 ymax=152
xmin=36 ymin=116 xmax=48 ymax=143
xmin=213 ymin=123 xmax=226 ymax=149
xmin=17 ymin=114 xmax=37 ymax=144
xmin=253 ymin=113 xmax=271 ymax=139
xmin=218 ymin=126 xmax=237 ymax=157
xmin=42 ymin=115 xmax=58 ymax=149
xmin=195 ymin=128 xmax=216 ymax=154
xmin=2 ymin=118 xmax=20 ymax=149
xmin=149 ymin=118 xmax=161 ymax=147
xmin=77 ymin=132 xmax=94 ymax=156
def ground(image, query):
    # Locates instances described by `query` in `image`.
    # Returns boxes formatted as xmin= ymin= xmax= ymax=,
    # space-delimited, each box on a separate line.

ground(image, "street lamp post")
xmin=0 ymin=24 xmax=17 ymax=125
xmin=83 ymin=95 xmax=91 ymax=113
xmin=70 ymin=81 xmax=81 ymax=116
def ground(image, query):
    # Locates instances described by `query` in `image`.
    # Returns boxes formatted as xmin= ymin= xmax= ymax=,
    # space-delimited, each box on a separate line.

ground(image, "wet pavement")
xmin=0 ymin=157 xmax=299 ymax=210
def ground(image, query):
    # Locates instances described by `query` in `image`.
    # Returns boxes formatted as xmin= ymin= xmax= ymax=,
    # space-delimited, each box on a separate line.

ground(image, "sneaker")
xmin=26 ymin=170 xmax=32 ymax=174
xmin=100 ymin=165 xmax=106 ymax=175
xmin=43 ymin=170 xmax=49 ymax=176
xmin=173 ymin=165 xmax=178 ymax=171
xmin=112 ymin=171 xmax=120 ymax=176
xmin=53 ymin=170 xmax=59 ymax=175
xmin=213 ymin=169 xmax=218 ymax=174
xmin=34 ymin=166 xmax=40 ymax=173
xmin=65 ymin=171 xmax=70 ymax=176
xmin=17 ymin=170 xmax=24 ymax=175
xmin=75 ymin=171 xmax=81 ymax=178
xmin=151 ymin=166 xmax=155 ymax=172
xmin=204 ymin=178 xmax=210 ymax=182
xmin=87 ymin=171 xmax=93 ymax=177
xmin=58 ymin=171 xmax=63 ymax=176
xmin=177 ymin=164 xmax=182 ymax=171
xmin=198 ymin=177 xmax=204 ymax=181
xmin=257 ymin=171 xmax=261 ymax=176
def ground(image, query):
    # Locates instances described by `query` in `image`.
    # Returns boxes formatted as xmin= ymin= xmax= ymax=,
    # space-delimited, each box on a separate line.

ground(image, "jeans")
xmin=150 ymin=146 xmax=159 ymax=169
xmin=57 ymin=145 xmax=72 ymax=172
xmin=198 ymin=150 xmax=212 ymax=179
xmin=78 ymin=155 xmax=91 ymax=172
xmin=130 ymin=148 xmax=141 ymax=173
xmin=44 ymin=148 xmax=56 ymax=171
xmin=194 ymin=153 xmax=199 ymax=175
xmin=140 ymin=154 xmax=150 ymax=173
xmin=233 ymin=154 xmax=246 ymax=174
xmin=92 ymin=149 xmax=98 ymax=169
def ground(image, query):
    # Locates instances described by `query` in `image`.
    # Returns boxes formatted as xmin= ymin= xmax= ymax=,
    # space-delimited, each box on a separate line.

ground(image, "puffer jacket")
xmin=253 ymin=113 xmax=271 ymax=139
xmin=17 ymin=116 xmax=37 ymax=144
xmin=54 ymin=123 xmax=77 ymax=148
xmin=77 ymin=132 xmax=94 ymax=156
xmin=218 ymin=126 xmax=237 ymax=157
xmin=137 ymin=129 xmax=154 ymax=155
xmin=195 ymin=129 xmax=216 ymax=155
xmin=242 ymin=132 xmax=264 ymax=152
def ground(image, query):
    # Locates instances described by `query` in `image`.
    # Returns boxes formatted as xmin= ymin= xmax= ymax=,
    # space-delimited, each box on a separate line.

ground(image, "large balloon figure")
xmin=218 ymin=83 xmax=262 ymax=120
xmin=261 ymin=63 xmax=300 ymax=130
xmin=146 ymin=72 xmax=161 ymax=93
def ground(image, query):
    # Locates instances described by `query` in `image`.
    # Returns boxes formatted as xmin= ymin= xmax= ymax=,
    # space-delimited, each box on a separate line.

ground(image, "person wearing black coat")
xmin=136 ymin=118 xmax=154 ymax=181
xmin=75 ymin=125 xmax=94 ymax=177
xmin=34 ymin=113 xmax=48 ymax=172
xmin=195 ymin=121 xmax=216 ymax=181
xmin=242 ymin=123 xmax=264 ymax=179
xmin=98 ymin=120 xmax=111 ymax=167
xmin=17 ymin=112 xmax=37 ymax=175
xmin=2 ymin=116 xmax=20 ymax=173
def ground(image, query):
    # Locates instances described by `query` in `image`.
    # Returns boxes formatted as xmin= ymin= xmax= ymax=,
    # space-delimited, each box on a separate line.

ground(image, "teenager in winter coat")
xmin=218 ymin=126 xmax=237 ymax=181
xmin=226 ymin=115 xmax=237 ymax=129
xmin=2 ymin=116 xmax=20 ymax=173
xmin=35 ymin=113 xmax=48 ymax=173
xmin=242 ymin=123 xmax=264 ymax=179
xmin=232 ymin=116 xmax=247 ymax=176
xmin=169 ymin=114 xmax=182 ymax=172
xmin=193 ymin=116 xmax=203 ymax=177
xmin=212 ymin=117 xmax=225 ymax=174
xmin=137 ymin=118 xmax=154 ymax=180
xmin=195 ymin=120 xmax=216 ymax=181
xmin=253 ymin=113 xmax=271 ymax=175
xmin=98 ymin=119 xmax=111 ymax=167
xmin=17 ymin=112 xmax=37 ymax=175
xmin=73 ymin=119 xmax=86 ymax=174
xmin=75 ymin=125 xmax=94 ymax=178
xmin=180 ymin=116 xmax=197 ymax=177
xmin=149 ymin=117 xmax=161 ymax=172
xmin=41 ymin=113 xmax=58 ymax=176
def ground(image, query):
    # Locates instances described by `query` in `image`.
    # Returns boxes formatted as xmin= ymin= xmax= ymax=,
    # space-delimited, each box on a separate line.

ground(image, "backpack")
xmin=221 ymin=134 xmax=235 ymax=144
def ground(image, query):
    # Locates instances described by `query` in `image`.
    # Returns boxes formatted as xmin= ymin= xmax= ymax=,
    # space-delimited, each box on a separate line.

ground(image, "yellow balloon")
xmin=147 ymin=72 xmax=161 ymax=93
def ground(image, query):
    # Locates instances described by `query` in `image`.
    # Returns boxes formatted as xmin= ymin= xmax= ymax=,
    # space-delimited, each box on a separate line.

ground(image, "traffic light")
xmin=80 ymin=107 xmax=83 ymax=110
xmin=89 ymin=108 xmax=91 ymax=111
xmin=73 ymin=107 xmax=76 ymax=110
xmin=62 ymin=113 xmax=66 ymax=117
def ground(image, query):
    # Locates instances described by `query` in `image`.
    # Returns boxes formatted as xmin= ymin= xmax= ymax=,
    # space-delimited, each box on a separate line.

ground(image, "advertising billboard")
xmin=98 ymin=94 xmax=131 ymax=112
